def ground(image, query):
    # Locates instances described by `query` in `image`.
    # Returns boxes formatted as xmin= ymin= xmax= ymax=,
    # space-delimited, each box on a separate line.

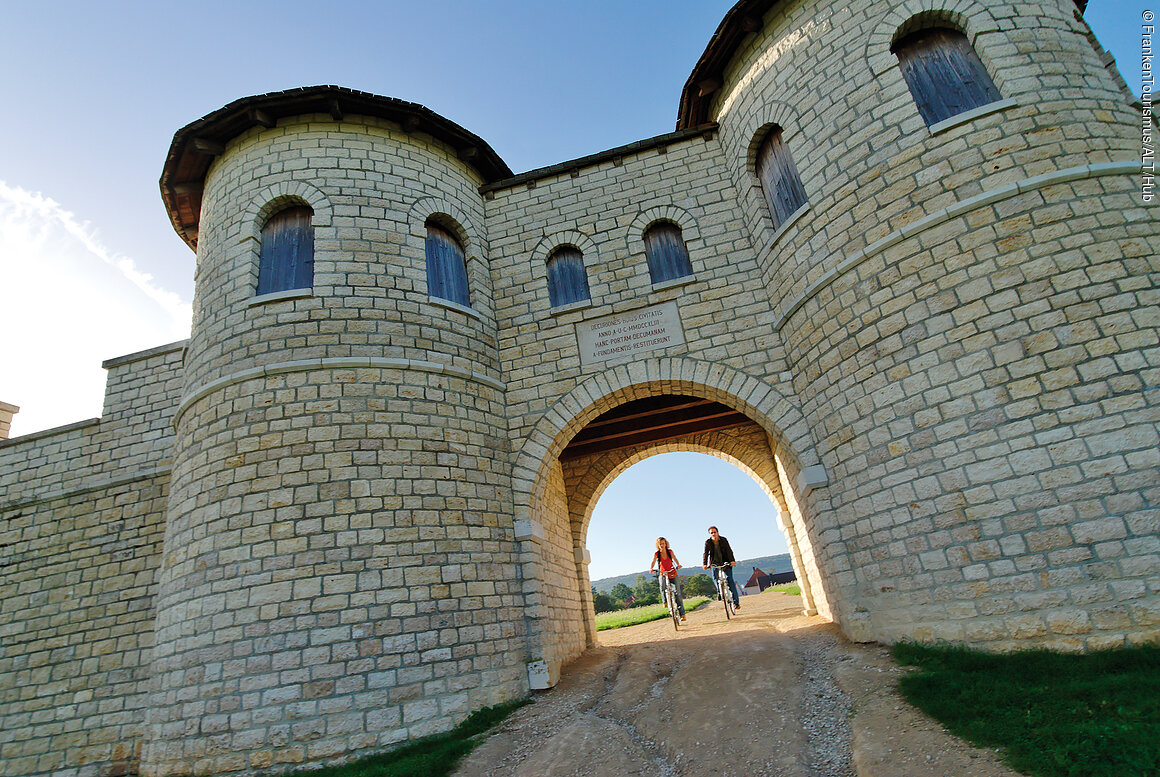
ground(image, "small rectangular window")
xmin=547 ymin=246 xmax=591 ymax=308
xmin=756 ymin=129 xmax=808 ymax=231
xmin=894 ymin=28 xmax=1002 ymax=126
xmin=257 ymin=206 xmax=314 ymax=295
xmin=425 ymin=223 xmax=470 ymax=306
xmin=644 ymin=223 xmax=693 ymax=284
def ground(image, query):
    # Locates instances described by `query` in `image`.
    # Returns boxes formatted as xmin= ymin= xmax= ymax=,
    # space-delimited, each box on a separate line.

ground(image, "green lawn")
xmin=767 ymin=582 xmax=801 ymax=596
xmin=290 ymin=700 xmax=527 ymax=777
xmin=892 ymin=642 xmax=1160 ymax=777
xmin=595 ymin=597 xmax=709 ymax=630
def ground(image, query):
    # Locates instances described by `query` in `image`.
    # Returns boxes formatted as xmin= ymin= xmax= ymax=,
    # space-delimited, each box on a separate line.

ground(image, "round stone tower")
xmin=144 ymin=88 xmax=527 ymax=775
xmin=682 ymin=0 xmax=1156 ymax=646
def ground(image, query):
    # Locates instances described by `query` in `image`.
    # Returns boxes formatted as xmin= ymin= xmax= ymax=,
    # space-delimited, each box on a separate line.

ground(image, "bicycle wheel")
xmin=667 ymin=580 xmax=680 ymax=630
xmin=718 ymin=573 xmax=731 ymax=620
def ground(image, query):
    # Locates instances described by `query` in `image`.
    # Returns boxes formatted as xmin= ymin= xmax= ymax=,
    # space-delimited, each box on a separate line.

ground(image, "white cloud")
xmin=0 ymin=181 xmax=192 ymax=437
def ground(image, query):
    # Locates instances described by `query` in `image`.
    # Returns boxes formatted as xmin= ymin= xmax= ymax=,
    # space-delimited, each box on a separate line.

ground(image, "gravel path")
xmin=452 ymin=591 xmax=1022 ymax=777
xmin=797 ymin=630 xmax=855 ymax=777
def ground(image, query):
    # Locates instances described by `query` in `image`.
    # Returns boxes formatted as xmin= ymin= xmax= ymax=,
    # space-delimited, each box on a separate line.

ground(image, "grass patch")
xmin=595 ymin=597 xmax=709 ymax=631
xmin=295 ymin=699 xmax=528 ymax=777
xmin=767 ymin=583 xmax=801 ymax=596
xmin=892 ymin=642 xmax=1160 ymax=777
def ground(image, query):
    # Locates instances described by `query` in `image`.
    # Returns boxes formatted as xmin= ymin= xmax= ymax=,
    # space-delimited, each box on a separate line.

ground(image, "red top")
xmin=655 ymin=550 xmax=678 ymax=579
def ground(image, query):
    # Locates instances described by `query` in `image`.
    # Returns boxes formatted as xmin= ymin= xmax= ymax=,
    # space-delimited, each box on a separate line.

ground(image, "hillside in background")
xmin=592 ymin=553 xmax=793 ymax=592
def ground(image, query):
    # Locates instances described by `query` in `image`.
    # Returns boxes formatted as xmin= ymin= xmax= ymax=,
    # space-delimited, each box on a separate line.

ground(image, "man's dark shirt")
xmin=703 ymin=535 xmax=736 ymax=567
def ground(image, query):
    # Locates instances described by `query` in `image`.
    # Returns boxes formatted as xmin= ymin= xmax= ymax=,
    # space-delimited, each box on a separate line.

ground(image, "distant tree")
xmin=632 ymin=574 xmax=660 ymax=606
xmin=684 ymin=573 xmax=716 ymax=598
xmin=609 ymin=583 xmax=633 ymax=604
xmin=593 ymin=591 xmax=616 ymax=613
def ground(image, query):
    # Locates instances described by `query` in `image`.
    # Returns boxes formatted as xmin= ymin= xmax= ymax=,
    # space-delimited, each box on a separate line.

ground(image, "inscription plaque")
xmin=576 ymin=301 xmax=685 ymax=366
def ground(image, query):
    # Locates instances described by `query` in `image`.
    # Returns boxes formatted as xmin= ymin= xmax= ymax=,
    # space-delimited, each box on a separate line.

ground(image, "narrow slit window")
xmin=643 ymin=222 xmax=693 ymax=284
xmin=546 ymin=246 xmax=591 ymax=308
xmin=756 ymin=128 xmax=808 ymax=232
xmin=893 ymin=28 xmax=1002 ymax=126
xmin=425 ymin=221 xmax=470 ymax=306
xmin=257 ymin=205 xmax=314 ymax=295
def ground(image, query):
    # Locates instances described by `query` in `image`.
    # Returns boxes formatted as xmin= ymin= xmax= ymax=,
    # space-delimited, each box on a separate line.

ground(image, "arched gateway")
xmin=1 ymin=0 xmax=1155 ymax=775
xmin=511 ymin=356 xmax=835 ymax=686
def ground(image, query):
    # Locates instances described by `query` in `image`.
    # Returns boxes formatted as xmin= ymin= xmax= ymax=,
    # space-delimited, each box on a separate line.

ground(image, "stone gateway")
xmin=2 ymin=0 xmax=1156 ymax=774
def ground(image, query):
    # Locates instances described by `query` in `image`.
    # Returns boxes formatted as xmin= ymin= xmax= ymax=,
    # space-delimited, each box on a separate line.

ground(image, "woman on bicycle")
xmin=650 ymin=537 xmax=686 ymax=621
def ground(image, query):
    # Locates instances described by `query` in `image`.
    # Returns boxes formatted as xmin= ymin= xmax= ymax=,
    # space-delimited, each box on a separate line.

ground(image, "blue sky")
xmin=0 ymin=1 xmax=1146 ymax=579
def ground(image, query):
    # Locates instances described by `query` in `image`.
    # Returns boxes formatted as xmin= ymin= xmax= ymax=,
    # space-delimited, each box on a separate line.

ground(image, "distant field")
xmin=767 ymin=583 xmax=800 ymax=596
xmin=595 ymin=598 xmax=709 ymax=630
xmin=592 ymin=553 xmax=793 ymax=592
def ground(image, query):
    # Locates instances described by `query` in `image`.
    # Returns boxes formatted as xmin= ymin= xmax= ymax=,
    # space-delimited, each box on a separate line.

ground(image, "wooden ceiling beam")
xmin=570 ymin=409 xmax=751 ymax=448
xmin=560 ymin=414 xmax=756 ymax=460
xmin=581 ymin=398 xmax=714 ymax=430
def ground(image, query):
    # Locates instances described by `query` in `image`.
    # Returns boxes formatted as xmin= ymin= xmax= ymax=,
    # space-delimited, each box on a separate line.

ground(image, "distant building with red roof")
xmin=742 ymin=567 xmax=796 ymax=595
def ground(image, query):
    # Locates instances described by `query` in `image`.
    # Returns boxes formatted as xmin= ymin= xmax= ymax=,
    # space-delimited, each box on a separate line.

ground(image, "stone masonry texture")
xmin=1 ymin=0 xmax=1156 ymax=775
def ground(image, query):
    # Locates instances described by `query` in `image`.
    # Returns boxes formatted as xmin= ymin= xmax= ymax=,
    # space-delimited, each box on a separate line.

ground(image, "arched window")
xmin=643 ymin=222 xmax=693 ymax=284
xmin=425 ymin=220 xmax=470 ymax=306
xmin=756 ymin=127 xmax=808 ymax=232
xmin=893 ymin=27 xmax=1002 ymax=126
xmin=257 ymin=205 xmax=314 ymax=294
xmin=546 ymin=245 xmax=591 ymax=308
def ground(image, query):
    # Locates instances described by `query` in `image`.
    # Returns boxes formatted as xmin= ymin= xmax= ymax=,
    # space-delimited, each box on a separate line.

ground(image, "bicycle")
xmin=710 ymin=564 xmax=736 ymax=619
xmin=658 ymin=571 xmax=681 ymax=631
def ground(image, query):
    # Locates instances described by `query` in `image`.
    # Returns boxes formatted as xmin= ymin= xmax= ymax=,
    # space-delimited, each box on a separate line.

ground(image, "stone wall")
xmin=527 ymin=460 xmax=588 ymax=685
xmin=0 ymin=401 xmax=17 ymax=440
xmin=0 ymin=344 xmax=184 ymax=777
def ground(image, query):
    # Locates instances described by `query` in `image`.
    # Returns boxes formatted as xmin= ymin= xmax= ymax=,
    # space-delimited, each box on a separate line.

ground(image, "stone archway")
xmin=509 ymin=356 xmax=839 ymax=686
xmin=565 ymin=428 xmax=823 ymax=642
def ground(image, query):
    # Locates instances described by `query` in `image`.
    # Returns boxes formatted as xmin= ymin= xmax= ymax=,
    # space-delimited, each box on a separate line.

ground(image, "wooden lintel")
xmin=173 ymin=182 xmax=202 ymax=195
xmin=741 ymin=15 xmax=762 ymax=32
xmin=458 ymin=146 xmax=479 ymax=161
xmin=328 ymin=98 xmax=344 ymax=121
xmin=402 ymin=115 xmax=421 ymax=133
xmin=192 ymin=137 xmax=225 ymax=156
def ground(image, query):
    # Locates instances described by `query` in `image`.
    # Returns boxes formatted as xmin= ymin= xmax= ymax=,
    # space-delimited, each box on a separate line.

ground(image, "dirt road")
xmin=452 ymin=590 xmax=1023 ymax=777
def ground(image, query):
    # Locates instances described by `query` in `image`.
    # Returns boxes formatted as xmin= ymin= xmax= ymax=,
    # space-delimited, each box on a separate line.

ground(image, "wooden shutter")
xmin=756 ymin=129 xmax=808 ymax=231
xmin=546 ymin=246 xmax=591 ymax=308
xmin=895 ymin=28 xmax=1002 ymax=126
xmin=643 ymin=223 xmax=693 ymax=284
xmin=425 ymin=223 xmax=470 ymax=306
xmin=257 ymin=206 xmax=314 ymax=294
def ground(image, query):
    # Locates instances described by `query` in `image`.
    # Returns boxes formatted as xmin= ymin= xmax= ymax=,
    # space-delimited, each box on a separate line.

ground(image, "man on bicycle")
xmin=702 ymin=526 xmax=740 ymax=610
